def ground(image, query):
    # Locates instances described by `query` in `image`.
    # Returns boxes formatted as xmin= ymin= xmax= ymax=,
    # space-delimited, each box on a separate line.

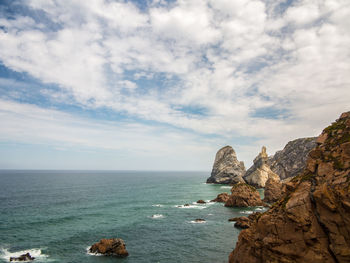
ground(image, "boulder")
xmin=10 ymin=253 xmax=35 ymax=262
xmin=89 ymin=238 xmax=129 ymax=257
xmin=244 ymin=146 xmax=279 ymax=188
xmin=268 ymin=137 xmax=317 ymax=180
xmin=197 ymin=200 xmax=206 ymax=204
xmin=229 ymin=111 xmax=350 ymax=263
xmin=211 ymin=192 xmax=230 ymax=202
xmin=225 ymin=183 xmax=265 ymax=207
xmin=263 ymin=177 xmax=283 ymax=203
xmin=206 ymin=146 xmax=246 ymax=184
xmin=194 ymin=218 xmax=206 ymax=223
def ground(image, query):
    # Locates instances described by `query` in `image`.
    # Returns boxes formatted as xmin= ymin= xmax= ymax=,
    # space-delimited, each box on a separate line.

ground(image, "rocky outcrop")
xmin=244 ymin=146 xmax=280 ymax=188
xmin=211 ymin=192 xmax=230 ymax=202
xmin=197 ymin=200 xmax=206 ymax=204
xmin=10 ymin=253 xmax=35 ymax=261
xmin=89 ymin=238 xmax=129 ymax=257
xmin=229 ymin=111 xmax=350 ymax=263
xmin=229 ymin=212 xmax=262 ymax=229
xmin=206 ymin=146 xmax=246 ymax=184
xmin=268 ymin=137 xmax=317 ymax=180
xmin=225 ymin=183 xmax=265 ymax=207
xmin=263 ymin=177 xmax=283 ymax=203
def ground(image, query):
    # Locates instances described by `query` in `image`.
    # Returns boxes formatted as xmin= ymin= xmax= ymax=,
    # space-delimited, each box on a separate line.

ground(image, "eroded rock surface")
xmin=244 ymin=146 xmax=279 ymax=188
xmin=211 ymin=192 xmax=230 ymax=202
xmin=268 ymin=137 xmax=317 ymax=180
xmin=263 ymin=177 xmax=283 ymax=203
xmin=229 ymin=111 xmax=350 ymax=263
xmin=225 ymin=183 xmax=265 ymax=207
xmin=89 ymin=238 xmax=129 ymax=257
xmin=229 ymin=212 xmax=262 ymax=229
xmin=206 ymin=146 xmax=246 ymax=184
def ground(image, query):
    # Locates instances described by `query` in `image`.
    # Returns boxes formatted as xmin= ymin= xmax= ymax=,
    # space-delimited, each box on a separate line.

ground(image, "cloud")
xmin=0 ymin=0 xmax=349 ymax=169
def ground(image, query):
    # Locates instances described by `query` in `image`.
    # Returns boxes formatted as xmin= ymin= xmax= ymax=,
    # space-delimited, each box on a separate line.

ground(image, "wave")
xmin=151 ymin=204 xmax=163 ymax=207
xmin=239 ymin=210 xmax=254 ymax=215
xmin=220 ymin=186 xmax=232 ymax=189
xmin=0 ymin=248 xmax=50 ymax=262
xmin=189 ymin=220 xmax=206 ymax=224
xmin=86 ymin=247 xmax=103 ymax=256
xmin=150 ymin=214 xmax=164 ymax=219
xmin=175 ymin=204 xmax=206 ymax=209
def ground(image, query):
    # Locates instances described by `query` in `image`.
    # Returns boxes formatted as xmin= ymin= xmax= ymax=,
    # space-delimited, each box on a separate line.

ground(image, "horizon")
xmin=0 ymin=0 xmax=349 ymax=170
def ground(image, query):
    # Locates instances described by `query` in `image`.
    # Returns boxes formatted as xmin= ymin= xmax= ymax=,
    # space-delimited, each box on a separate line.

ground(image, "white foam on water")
xmin=151 ymin=204 xmax=163 ymax=207
xmin=220 ymin=186 xmax=232 ymax=189
xmin=175 ymin=205 xmax=206 ymax=209
xmin=150 ymin=214 xmax=164 ymax=219
xmin=189 ymin=220 xmax=206 ymax=224
xmin=254 ymin=207 xmax=265 ymax=211
xmin=86 ymin=246 xmax=104 ymax=256
xmin=239 ymin=210 xmax=254 ymax=215
xmin=0 ymin=248 xmax=50 ymax=262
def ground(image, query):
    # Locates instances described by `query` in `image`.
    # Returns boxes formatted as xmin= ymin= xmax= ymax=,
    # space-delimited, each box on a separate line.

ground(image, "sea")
xmin=0 ymin=171 xmax=266 ymax=263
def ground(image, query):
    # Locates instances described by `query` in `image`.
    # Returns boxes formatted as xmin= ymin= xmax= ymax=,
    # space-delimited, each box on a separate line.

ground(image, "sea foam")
xmin=150 ymin=214 xmax=164 ymax=219
xmin=0 ymin=248 xmax=50 ymax=262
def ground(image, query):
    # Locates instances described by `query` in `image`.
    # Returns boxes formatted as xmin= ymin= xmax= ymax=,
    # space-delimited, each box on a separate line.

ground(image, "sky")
xmin=0 ymin=0 xmax=349 ymax=171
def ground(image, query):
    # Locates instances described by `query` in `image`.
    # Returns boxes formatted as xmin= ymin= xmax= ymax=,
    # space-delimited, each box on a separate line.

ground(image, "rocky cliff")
xmin=229 ymin=112 xmax=350 ymax=263
xmin=268 ymin=137 xmax=317 ymax=180
xmin=225 ymin=183 xmax=265 ymax=207
xmin=206 ymin=146 xmax=246 ymax=184
xmin=244 ymin=146 xmax=280 ymax=188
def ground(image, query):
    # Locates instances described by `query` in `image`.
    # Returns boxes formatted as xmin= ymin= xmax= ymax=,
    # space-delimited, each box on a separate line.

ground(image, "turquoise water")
xmin=0 ymin=171 xmax=266 ymax=263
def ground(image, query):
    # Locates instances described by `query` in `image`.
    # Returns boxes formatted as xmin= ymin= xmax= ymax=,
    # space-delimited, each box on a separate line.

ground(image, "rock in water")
xmin=263 ymin=177 xmax=283 ymax=203
xmin=228 ymin=212 xmax=262 ymax=229
xmin=244 ymin=146 xmax=279 ymax=188
xmin=268 ymin=137 xmax=317 ymax=180
xmin=196 ymin=200 xmax=206 ymax=204
xmin=206 ymin=146 xmax=246 ymax=184
xmin=229 ymin=112 xmax=350 ymax=263
xmin=211 ymin=192 xmax=230 ymax=202
xmin=89 ymin=238 xmax=129 ymax=257
xmin=10 ymin=253 xmax=35 ymax=261
xmin=225 ymin=183 xmax=265 ymax=207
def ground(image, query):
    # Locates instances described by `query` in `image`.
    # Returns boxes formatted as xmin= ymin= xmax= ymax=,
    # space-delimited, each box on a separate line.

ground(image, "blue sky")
xmin=0 ymin=0 xmax=349 ymax=170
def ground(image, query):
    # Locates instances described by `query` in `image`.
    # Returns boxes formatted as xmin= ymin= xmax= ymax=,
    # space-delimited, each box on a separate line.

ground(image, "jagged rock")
xmin=194 ymin=218 xmax=206 ymax=222
xmin=225 ymin=183 xmax=265 ymax=207
xmin=197 ymin=200 xmax=206 ymax=204
xmin=268 ymin=137 xmax=317 ymax=180
xmin=206 ymin=146 xmax=246 ymax=184
xmin=89 ymin=238 xmax=129 ymax=257
xmin=10 ymin=253 xmax=35 ymax=261
xmin=211 ymin=192 xmax=230 ymax=202
xmin=263 ymin=177 xmax=283 ymax=203
xmin=229 ymin=111 xmax=350 ymax=263
xmin=229 ymin=212 xmax=262 ymax=229
xmin=244 ymin=146 xmax=279 ymax=188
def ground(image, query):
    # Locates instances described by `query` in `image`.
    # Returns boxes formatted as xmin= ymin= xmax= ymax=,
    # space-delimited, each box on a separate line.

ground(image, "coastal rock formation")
xmin=263 ymin=177 xmax=283 ymax=203
xmin=229 ymin=112 xmax=350 ymax=263
xmin=244 ymin=146 xmax=279 ymax=188
xmin=197 ymin=200 xmax=206 ymax=204
xmin=268 ymin=137 xmax=317 ymax=180
xmin=211 ymin=192 xmax=230 ymax=202
xmin=10 ymin=253 xmax=35 ymax=261
xmin=89 ymin=238 xmax=129 ymax=257
xmin=229 ymin=212 xmax=262 ymax=229
xmin=225 ymin=183 xmax=265 ymax=207
xmin=206 ymin=146 xmax=246 ymax=184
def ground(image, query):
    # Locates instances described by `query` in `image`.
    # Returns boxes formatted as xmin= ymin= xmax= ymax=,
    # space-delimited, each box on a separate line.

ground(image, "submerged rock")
xmin=206 ymin=146 xmax=246 ymax=184
xmin=196 ymin=200 xmax=206 ymax=204
xmin=211 ymin=192 xmax=230 ymax=202
xmin=229 ymin=111 xmax=350 ymax=263
xmin=263 ymin=177 xmax=283 ymax=203
xmin=10 ymin=253 xmax=35 ymax=262
xmin=225 ymin=183 xmax=265 ymax=207
xmin=244 ymin=146 xmax=279 ymax=188
xmin=89 ymin=238 xmax=129 ymax=257
xmin=194 ymin=218 xmax=206 ymax=223
xmin=268 ymin=137 xmax=317 ymax=180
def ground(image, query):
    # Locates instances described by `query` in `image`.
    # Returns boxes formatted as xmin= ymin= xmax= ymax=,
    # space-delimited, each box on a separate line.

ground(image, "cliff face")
xmin=244 ymin=146 xmax=279 ymax=188
xmin=224 ymin=183 xmax=265 ymax=207
xmin=229 ymin=112 xmax=350 ymax=263
xmin=268 ymin=137 xmax=317 ymax=180
xmin=206 ymin=146 xmax=246 ymax=184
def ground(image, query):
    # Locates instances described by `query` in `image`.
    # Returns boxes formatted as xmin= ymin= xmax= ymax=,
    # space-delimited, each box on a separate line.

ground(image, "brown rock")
xmin=263 ymin=177 xmax=283 ymax=203
xmin=10 ymin=253 xmax=35 ymax=261
xmin=229 ymin=111 xmax=350 ymax=263
xmin=211 ymin=192 xmax=230 ymax=202
xmin=229 ymin=212 xmax=262 ymax=229
xmin=225 ymin=183 xmax=265 ymax=207
xmin=89 ymin=238 xmax=129 ymax=257
xmin=196 ymin=199 xmax=206 ymax=204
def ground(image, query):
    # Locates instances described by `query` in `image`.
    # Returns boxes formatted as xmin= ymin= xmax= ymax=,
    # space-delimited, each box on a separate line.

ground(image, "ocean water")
xmin=0 ymin=171 xmax=266 ymax=263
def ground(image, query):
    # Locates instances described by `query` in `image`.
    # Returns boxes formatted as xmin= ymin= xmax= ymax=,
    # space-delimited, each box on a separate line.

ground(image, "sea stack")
xmin=229 ymin=111 xmax=350 ymax=263
xmin=89 ymin=238 xmax=129 ymax=257
xmin=206 ymin=146 xmax=246 ymax=184
xmin=244 ymin=146 xmax=279 ymax=188
xmin=268 ymin=137 xmax=317 ymax=180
